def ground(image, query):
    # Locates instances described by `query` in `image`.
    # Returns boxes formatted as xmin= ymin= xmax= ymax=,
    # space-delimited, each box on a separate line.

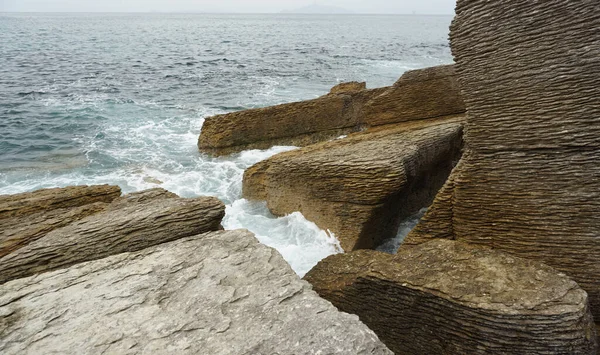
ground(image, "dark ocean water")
xmin=0 ymin=13 xmax=453 ymax=274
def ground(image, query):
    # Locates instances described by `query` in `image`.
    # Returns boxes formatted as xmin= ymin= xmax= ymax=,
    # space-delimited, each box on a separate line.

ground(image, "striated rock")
xmin=406 ymin=0 xmax=600 ymax=318
xmin=198 ymin=65 xmax=465 ymax=156
xmin=107 ymin=188 xmax=178 ymax=209
xmin=243 ymin=116 xmax=463 ymax=251
xmin=304 ymin=239 xmax=598 ymax=354
xmin=0 ymin=203 xmax=109 ymax=258
xmin=363 ymin=64 xmax=465 ymax=127
xmin=0 ymin=230 xmax=392 ymax=355
xmin=0 ymin=184 xmax=121 ymax=220
xmin=329 ymin=81 xmax=366 ymax=94
xmin=0 ymin=196 xmax=225 ymax=284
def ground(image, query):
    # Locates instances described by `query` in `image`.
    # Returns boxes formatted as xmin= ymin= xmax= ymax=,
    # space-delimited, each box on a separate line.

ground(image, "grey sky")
xmin=0 ymin=0 xmax=455 ymax=15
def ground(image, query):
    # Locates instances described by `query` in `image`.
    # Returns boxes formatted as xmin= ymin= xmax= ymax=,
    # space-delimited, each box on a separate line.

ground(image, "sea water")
xmin=0 ymin=13 xmax=453 ymax=276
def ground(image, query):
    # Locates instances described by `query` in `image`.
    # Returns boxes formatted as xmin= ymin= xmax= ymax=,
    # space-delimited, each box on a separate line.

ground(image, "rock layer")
xmin=304 ymin=239 xmax=598 ymax=354
xmin=0 ymin=230 xmax=392 ymax=355
xmin=0 ymin=195 xmax=225 ymax=284
xmin=0 ymin=185 xmax=122 ymax=257
xmin=405 ymin=0 xmax=600 ymax=318
xmin=0 ymin=184 xmax=121 ymax=220
xmin=198 ymin=65 xmax=465 ymax=155
xmin=243 ymin=117 xmax=463 ymax=251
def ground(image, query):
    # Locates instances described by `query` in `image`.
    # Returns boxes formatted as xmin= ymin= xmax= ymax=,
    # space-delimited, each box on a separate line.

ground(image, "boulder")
xmin=0 ymin=230 xmax=392 ymax=355
xmin=243 ymin=116 xmax=463 ymax=251
xmin=107 ymin=188 xmax=178 ymax=209
xmin=406 ymin=0 xmax=600 ymax=318
xmin=0 ymin=184 xmax=121 ymax=220
xmin=304 ymin=239 xmax=598 ymax=354
xmin=0 ymin=195 xmax=225 ymax=284
xmin=198 ymin=65 xmax=465 ymax=156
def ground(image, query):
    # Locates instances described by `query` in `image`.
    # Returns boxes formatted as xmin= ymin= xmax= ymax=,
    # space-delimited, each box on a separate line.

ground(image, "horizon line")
xmin=0 ymin=11 xmax=454 ymax=16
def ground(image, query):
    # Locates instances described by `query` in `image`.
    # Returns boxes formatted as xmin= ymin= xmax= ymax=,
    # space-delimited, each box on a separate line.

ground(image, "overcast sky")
xmin=1 ymin=0 xmax=455 ymax=15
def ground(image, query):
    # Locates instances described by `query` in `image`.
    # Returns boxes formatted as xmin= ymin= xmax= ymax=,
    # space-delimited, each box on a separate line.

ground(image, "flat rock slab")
xmin=198 ymin=65 xmax=465 ymax=156
xmin=0 ymin=230 xmax=392 ymax=355
xmin=243 ymin=117 xmax=463 ymax=251
xmin=0 ymin=195 xmax=225 ymax=284
xmin=305 ymin=239 xmax=598 ymax=354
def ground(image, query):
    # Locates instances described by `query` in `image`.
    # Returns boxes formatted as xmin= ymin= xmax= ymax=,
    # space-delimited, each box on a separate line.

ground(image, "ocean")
xmin=0 ymin=13 xmax=454 ymax=276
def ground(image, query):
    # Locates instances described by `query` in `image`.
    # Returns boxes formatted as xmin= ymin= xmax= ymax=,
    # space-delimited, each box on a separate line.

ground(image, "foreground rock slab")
xmin=244 ymin=117 xmax=463 ymax=251
xmin=0 ymin=230 xmax=392 ymax=355
xmin=406 ymin=0 xmax=600 ymax=318
xmin=0 ymin=195 xmax=225 ymax=284
xmin=198 ymin=65 xmax=465 ymax=155
xmin=304 ymin=239 xmax=598 ymax=355
xmin=0 ymin=185 xmax=121 ymax=257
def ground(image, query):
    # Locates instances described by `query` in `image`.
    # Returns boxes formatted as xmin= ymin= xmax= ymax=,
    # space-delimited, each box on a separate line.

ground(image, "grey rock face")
xmin=0 ymin=230 xmax=392 ymax=355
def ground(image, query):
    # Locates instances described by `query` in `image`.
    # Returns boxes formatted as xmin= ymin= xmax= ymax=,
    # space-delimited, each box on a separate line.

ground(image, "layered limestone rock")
xmin=0 ymin=195 xmax=225 ymax=284
xmin=0 ymin=185 xmax=122 ymax=257
xmin=0 ymin=184 xmax=121 ymax=220
xmin=0 ymin=230 xmax=392 ymax=355
xmin=243 ymin=116 xmax=463 ymax=251
xmin=405 ymin=0 xmax=600 ymax=318
xmin=304 ymin=239 xmax=598 ymax=354
xmin=198 ymin=65 xmax=465 ymax=155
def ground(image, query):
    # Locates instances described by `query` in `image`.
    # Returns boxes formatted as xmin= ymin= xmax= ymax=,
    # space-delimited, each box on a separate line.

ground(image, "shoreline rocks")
xmin=305 ymin=239 xmax=598 ymax=354
xmin=198 ymin=65 xmax=465 ymax=156
xmin=405 ymin=0 xmax=600 ymax=319
xmin=0 ymin=188 xmax=225 ymax=284
xmin=243 ymin=116 xmax=464 ymax=251
xmin=0 ymin=230 xmax=392 ymax=355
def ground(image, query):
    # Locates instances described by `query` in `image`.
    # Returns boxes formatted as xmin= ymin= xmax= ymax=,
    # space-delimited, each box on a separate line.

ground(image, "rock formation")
xmin=0 ymin=185 xmax=122 ymax=257
xmin=304 ymin=239 xmax=598 ymax=354
xmin=404 ymin=0 xmax=600 ymax=319
xmin=198 ymin=65 xmax=465 ymax=155
xmin=0 ymin=193 xmax=225 ymax=284
xmin=244 ymin=116 xmax=463 ymax=251
xmin=0 ymin=230 xmax=392 ymax=355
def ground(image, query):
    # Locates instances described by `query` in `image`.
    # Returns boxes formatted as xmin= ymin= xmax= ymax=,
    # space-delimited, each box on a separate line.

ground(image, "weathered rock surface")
xmin=198 ymin=65 xmax=465 ymax=155
xmin=0 ymin=230 xmax=393 ymax=355
xmin=304 ymin=239 xmax=599 ymax=354
xmin=243 ymin=116 xmax=463 ymax=251
xmin=363 ymin=65 xmax=465 ymax=126
xmin=0 ymin=184 xmax=121 ymax=220
xmin=107 ymin=187 xmax=178 ymax=209
xmin=0 ymin=195 xmax=225 ymax=284
xmin=406 ymin=0 xmax=600 ymax=318
xmin=0 ymin=185 xmax=122 ymax=257
xmin=0 ymin=203 xmax=109 ymax=258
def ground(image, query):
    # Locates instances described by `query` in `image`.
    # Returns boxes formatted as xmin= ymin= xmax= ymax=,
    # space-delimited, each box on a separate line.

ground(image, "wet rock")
xmin=407 ymin=0 xmax=600 ymax=318
xmin=304 ymin=239 xmax=598 ymax=354
xmin=198 ymin=65 xmax=465 ymax=156
xmin=243 ymin=117 xmax=463 ymax=251
xmin=0 ymin=230 xmax=392 ymax=355
xmin=0 ymin=195 xmax=225 ymax=284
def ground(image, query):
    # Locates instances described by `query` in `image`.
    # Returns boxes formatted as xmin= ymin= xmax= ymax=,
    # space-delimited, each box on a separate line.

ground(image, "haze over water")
xmin=0 ymin=13 xmax=453 ymax=275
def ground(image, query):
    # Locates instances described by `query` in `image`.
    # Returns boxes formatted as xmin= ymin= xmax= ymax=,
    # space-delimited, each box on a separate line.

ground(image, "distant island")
xmin=282 ymin=4 xmax=353 ymax=14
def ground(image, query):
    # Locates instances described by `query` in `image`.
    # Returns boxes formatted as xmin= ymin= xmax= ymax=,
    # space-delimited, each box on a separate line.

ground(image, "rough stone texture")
xmin=0 ymin=203 xmax=109 ymax=258
xmin=304 ymin=239 xmax=598 ymax=355
xmin=329 ymin=81 xmax=366 ymax=94
xmin=0 ymin=196 xmax=225 ymax=284
xmin=198 ymin=65 xmax=465 ymax=156
xmin=406 ymin=0 xmax=600 ymax=319
xmin=363 ymin=64 xmax=465 ymax=126
xmin=0 ymin=185 xmax=121 ymax=220
xmin=0 ymin=230 xmax=393 ymax=355
xmin=107 ymin=188 xmax=178 ymax=209
xmin=243 ymin=116 xmax=463 ymax=251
